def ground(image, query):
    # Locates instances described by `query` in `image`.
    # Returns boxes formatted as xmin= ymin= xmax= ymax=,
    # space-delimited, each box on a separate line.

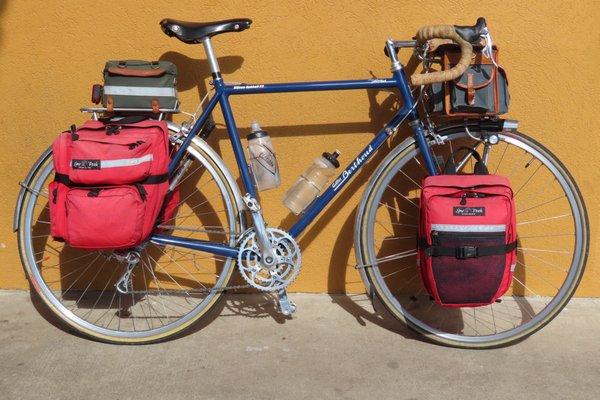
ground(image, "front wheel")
xmin=17 ymin=136 xmax=244 ymax=344
xmin=356 ymin=129 xmax=589 ymax=348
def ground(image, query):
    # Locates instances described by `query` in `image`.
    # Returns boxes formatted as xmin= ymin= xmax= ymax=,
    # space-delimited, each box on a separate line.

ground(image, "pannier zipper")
xmin=460 ymin=192 xmax=486 ymax=205
xmin=73 ymin=138 xmax=146 ymax=150
xmin=79 ymin=185 xmax=146 ymax=201
xmin=87 ymin=188 xmax=101 ymax=197
xmin=128 ymin=140 xmax=145 ymax=150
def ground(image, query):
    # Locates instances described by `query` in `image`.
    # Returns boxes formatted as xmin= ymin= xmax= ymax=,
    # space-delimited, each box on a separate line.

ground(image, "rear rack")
xmin=80 ymin=106 xmax=181 ymax=114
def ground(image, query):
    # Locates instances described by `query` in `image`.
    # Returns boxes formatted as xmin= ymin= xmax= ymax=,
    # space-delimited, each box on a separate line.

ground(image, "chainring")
xmin=237 ymin=228 xmax=301 ymax=292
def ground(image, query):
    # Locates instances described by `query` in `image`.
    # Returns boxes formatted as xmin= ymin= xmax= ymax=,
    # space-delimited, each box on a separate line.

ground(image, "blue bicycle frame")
xmin=151 ymin=48 xmax=438 ymax=257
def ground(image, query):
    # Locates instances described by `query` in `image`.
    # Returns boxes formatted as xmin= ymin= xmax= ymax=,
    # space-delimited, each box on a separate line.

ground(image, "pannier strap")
xmin=54 ymin=172 xmax=168 ymax=186
xmin=418 ymin=237 xmax=517 ymax=259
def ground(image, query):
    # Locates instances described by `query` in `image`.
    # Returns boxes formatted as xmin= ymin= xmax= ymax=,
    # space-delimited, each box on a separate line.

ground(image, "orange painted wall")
xmin=0 ymin=0 xmax=598 ymax=294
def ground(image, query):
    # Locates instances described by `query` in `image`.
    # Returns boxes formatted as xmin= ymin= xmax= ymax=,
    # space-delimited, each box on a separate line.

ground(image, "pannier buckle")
xmin=456 ymin=246 xmax=478 ymax=259
xmin=106 ymin=125 xmax=121 ymax=135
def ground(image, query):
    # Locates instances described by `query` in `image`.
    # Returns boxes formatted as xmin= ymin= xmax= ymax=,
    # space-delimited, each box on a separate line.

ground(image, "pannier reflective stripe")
xmin=103 ymin=86 xmax=178 ymax=97
xmin=71 ymin=154 xmax=153 ymax=169
xmin=431 ymin=224 xmax=506 ymax=232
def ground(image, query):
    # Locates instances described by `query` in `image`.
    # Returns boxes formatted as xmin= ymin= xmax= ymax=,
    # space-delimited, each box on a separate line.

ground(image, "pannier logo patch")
xmin=453 ymin=206 xmax=485 ymax=216
xmin=72 ymin=159 xmax=101 ymax=170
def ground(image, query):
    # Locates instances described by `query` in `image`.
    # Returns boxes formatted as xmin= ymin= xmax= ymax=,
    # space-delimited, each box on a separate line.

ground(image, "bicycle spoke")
xmin=516 ymin=195 xmax=565 ymax=215
xmin=387 ymin=185 xmax=419 ymax=208
xmin=517 ymin=213 xmax=571 ymax=226
xmin=513 ymin=162 xmax=543 ymax=198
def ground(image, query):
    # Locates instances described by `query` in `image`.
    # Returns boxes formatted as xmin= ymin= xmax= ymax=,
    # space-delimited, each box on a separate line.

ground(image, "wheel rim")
xmin=362 ymin=131 xmax=588 ymax=345
xmin=20 ymin=142 xmax=241 ymax=341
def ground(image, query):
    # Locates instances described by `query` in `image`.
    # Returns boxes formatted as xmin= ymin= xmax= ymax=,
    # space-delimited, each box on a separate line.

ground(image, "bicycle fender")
xmin=354 ymin=135 xmax=417 ymax=297
xmin=13 ymin=146 xmax=52 ymax=232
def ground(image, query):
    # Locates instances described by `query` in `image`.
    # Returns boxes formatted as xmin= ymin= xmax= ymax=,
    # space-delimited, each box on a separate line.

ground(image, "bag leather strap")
xmin=466 ymin=74 xmax=475 ymax=105
xmin=151 ymin=99 xmax=160 ymax=114
xmin=453 ymin=66 xmax=496 ymax=90
xmin=106 ymin=96 xmax=114 ymax=113
xmin=442 ymin=146 xmax=489 ymax=175
xmin=107 ymin=67 xmax=166 ymax=77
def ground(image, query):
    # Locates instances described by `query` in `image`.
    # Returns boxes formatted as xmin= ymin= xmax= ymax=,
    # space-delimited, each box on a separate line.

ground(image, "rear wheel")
xmin=17 ymin=136 xmax=244 ymax=344
xmin=356 ymin=129 xmax=589 ymax=348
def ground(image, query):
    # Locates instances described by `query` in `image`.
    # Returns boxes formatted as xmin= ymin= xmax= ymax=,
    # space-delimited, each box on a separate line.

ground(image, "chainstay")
xmin=125 ymin=283 xmax=253 ymax=296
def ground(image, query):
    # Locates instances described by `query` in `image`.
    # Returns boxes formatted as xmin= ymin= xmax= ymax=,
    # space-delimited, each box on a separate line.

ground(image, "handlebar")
xmin=409 ymin=25 xmax=473 ymax=86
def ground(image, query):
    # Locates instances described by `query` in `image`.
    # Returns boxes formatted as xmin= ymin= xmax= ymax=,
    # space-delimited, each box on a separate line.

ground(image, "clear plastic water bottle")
xmin=283 ymin=150 xmax=340 ymax=214
xmin=247 ymin=121 xmax=280 ymax=191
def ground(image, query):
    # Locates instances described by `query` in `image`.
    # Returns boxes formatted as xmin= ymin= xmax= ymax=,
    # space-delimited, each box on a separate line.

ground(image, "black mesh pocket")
xmin=431 ymin=231 xmax=506 ymax=305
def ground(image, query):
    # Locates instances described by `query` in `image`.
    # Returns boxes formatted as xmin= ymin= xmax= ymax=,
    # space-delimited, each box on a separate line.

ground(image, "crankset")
xmin=238 ymin=195 xmax=301 ymax=316
xmin=237 ymin=227 xmax=301 ymax=292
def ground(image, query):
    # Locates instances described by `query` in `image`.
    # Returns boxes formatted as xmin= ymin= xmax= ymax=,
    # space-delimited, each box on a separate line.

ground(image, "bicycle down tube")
xmin=153 ymin=66 xmax=438 ymax=254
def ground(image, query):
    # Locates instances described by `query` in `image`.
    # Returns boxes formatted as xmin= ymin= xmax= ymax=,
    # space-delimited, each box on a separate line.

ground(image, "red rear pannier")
xmin=49 ymin=119 xmax=170 ymax=250
xmin=418 ymin=174 xmax=517 ymax=307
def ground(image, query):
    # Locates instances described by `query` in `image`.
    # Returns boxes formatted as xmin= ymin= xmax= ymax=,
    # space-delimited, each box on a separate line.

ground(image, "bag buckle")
xmin=456 ymin=246 xmax=478 ymax=259
xmin=106 ymin=125 xmax=121 ymax=135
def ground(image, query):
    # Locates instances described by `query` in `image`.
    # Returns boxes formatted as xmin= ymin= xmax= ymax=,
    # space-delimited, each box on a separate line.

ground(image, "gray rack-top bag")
xmin=101 ymin=60 xmax=178 ymax=113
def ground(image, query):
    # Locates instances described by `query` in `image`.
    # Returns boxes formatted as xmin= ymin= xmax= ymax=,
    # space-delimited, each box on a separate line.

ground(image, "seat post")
xmin=202 ymin=37 xmax=221 ymax=79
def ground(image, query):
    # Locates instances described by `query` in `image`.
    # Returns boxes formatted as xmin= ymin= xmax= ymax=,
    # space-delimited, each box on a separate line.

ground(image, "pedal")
xmin=277 ymin=289 xmax=296 ymax=316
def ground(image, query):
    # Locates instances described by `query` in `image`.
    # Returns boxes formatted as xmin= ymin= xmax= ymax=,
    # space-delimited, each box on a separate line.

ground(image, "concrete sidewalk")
xmin=0 ymin=290 xmax=598 ymax=400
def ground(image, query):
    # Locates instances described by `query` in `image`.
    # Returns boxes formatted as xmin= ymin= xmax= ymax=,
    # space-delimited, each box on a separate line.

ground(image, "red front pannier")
xmin=418 ymin=171 xmax=517 ymax=308
xmin=49 ymin=119 xmax=171 ymax=250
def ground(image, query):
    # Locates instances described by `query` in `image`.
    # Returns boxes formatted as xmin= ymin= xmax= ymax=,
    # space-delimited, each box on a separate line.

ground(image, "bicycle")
xmin=14 ymin=17 xmax=589 ymax=348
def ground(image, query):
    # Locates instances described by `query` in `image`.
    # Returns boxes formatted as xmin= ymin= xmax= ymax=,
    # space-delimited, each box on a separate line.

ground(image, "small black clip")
xmin=128 ymin=140 xmax=144 ymax=150
xmin=456 ymin=246 xmax=478 ymax=259
xmin=87 ymin=188 xmax=101 ymax=198
xmin=106 ymin=125 xmax=121 ymax=135
xmin=70 ymin=124 xmax=79 ymax=141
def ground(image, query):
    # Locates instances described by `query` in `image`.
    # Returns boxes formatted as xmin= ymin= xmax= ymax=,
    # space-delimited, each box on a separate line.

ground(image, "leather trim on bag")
xmin=107 ymin=67 xmax=166 ymax=77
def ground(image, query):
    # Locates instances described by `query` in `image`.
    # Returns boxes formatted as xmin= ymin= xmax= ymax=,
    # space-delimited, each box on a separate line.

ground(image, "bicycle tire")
xmin=17 ymin=135 xmax=245 ymax=344
xmin=356 ymin=129 xmax=589 ymax=348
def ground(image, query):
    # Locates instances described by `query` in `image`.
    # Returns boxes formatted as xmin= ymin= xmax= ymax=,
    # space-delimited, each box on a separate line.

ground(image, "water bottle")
xmin=283 ymin=150 xmax=340 ymax=215
xmin=247 ymin=121 xmax=280 ymax=191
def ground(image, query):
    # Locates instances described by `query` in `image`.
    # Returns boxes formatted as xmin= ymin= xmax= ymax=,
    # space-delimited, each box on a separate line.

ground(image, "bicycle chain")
xmin=126 ymin=283 xmax=253 ymax=296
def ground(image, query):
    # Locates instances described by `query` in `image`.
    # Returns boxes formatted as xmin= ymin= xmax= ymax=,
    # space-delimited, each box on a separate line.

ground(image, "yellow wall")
xmin=0 ymin=0 xmax=598 ymax=295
